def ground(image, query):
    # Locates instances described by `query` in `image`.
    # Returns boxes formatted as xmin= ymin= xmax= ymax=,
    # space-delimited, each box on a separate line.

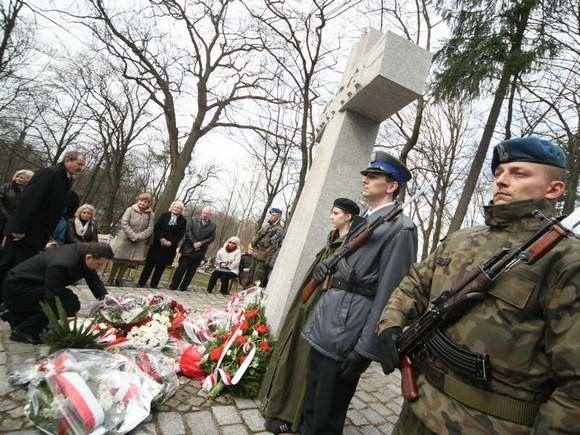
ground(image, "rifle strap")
xmin=424 ymin=365 xmax=540 ymax=426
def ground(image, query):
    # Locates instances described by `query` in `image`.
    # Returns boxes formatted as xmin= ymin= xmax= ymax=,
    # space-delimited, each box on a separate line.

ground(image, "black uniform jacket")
xmin=5 ymin=243 xmax=107 ymax=300
xmin=6 ymin=164 xmax=72 ymax=249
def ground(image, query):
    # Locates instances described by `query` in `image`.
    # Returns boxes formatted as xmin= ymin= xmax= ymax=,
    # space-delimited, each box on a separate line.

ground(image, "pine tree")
xmin=433 ymin=0 xmax=562 ymax=232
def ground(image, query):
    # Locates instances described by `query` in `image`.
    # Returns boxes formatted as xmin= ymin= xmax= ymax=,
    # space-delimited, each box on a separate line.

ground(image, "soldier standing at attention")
xmin=377 ymin=137 xmax=580 ymax=433
xmin=300 ymin=151 xmax=418 ymax=435
xmin=248 ymin=207 xmax=284 ymax=287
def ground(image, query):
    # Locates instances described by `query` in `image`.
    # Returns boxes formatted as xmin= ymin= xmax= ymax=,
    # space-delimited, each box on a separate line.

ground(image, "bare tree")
xmin=57 ymin=0 xmax=277 ymax=214
xmin=411 ymin=101 xmax=472 ymax=258
xmin=243 ymin=0 xmax=356 ymax=215
xmin=77 ymin=61 xmax=160 ymax=229
xmin=370 ymin=0 xmax=438 ymax=199
xmin=28 ymin=68 xmax=89 ymax=164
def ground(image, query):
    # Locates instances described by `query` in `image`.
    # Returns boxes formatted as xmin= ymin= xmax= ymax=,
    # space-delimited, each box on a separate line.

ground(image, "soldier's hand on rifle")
xmin=377 ymin=326 xmax=402 ymax=375
xmin=312 ymin=258 xmax=333 ymax=283
xmin=340 ymin=350 xmax=371 ymax=380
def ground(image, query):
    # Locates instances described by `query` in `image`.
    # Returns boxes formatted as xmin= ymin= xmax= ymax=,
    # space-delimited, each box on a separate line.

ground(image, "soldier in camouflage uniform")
xmin=248 ymin=207 xmax=284 ymax=287
xmin=377 ymin=136 xmax=580 ymax=434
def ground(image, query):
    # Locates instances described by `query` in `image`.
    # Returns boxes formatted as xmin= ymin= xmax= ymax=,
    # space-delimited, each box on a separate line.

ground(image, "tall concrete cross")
xmin=265 ymin=29 xmax=432 ymax=334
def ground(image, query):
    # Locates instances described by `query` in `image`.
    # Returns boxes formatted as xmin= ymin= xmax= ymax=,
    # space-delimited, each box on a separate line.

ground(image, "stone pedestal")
xmin=265 ymin=29 xmax=432 ymax=335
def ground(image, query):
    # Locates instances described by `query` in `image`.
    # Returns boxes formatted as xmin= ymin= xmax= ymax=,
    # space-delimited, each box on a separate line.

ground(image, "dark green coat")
xmin=258 ymin=229 xmax=346 ymax=431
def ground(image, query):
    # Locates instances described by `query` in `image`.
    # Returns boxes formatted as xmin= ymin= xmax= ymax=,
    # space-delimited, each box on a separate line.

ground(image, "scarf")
xmin=168 ymin=213 xmax=178 ymax=226
xmin=74 ymin=217 xmax=90 ymax=237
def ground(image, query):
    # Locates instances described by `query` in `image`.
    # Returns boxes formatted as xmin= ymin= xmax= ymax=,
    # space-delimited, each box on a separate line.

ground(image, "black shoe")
xmin=10 ymin=330 xmax=40 ymax=345
xmin=114 ymin=278 xmax=123 ymax=287
xmin=264 ymin=418 xmax=291 ymax=434
xmin=207 ymin=288 xmax=213 ymax=293
xmin=168 ymin=285 xmax=177 ymax=290
xmin=179 ymin=288 xmax=188 ymax=291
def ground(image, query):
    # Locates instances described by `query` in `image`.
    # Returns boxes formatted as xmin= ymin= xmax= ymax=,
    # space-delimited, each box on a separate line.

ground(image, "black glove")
xmin=377 ymin=326 xmax=402 ymax=375
xmin=340 ymin=350 xmax=371 ymax=380
xmin=311 ymin=257 xmax=334 ymax=283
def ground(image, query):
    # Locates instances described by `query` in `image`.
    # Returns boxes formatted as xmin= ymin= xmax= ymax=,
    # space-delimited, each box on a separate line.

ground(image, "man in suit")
xmin=169 ymin=206 xmax=216 ymax=291
xmin=0 ymin=151 xmax=86 ymax=300
xmin=3 ymin=242 xmax=113 ymax=344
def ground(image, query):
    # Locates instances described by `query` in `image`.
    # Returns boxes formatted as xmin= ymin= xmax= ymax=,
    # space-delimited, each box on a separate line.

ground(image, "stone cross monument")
xmin=265 ymin=29 xmax=432 ymax=334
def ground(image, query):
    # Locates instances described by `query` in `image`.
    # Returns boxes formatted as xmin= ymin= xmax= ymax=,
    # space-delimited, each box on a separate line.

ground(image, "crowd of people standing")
xmin=0 ymin=151 xmax=286 ymax=345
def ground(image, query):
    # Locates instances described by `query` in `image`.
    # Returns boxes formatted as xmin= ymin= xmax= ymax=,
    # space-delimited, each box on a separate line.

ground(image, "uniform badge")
xmin=497 ymin=144 xmax=509 ymax=162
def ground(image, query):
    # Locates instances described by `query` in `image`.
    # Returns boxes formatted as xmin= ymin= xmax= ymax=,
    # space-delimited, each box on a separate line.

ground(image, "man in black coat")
xmin=169 ymin=206 xmax=216 ymax=291
xmin=2 ymin=242 xmax=113 ymax=344
xmin=0 ymin=151 xmax=86 ymax=300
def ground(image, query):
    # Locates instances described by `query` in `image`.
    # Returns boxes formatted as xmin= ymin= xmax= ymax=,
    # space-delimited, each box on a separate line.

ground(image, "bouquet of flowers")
xmin=91 ymin=293 xmax=189 ymax=356
xmin=182 ymin=286 xmax=263 ymax=346
xmin=200 ymin=302 xmax=274 ymax=398
xmin=25 ymin=349 xmax=162 ymax=435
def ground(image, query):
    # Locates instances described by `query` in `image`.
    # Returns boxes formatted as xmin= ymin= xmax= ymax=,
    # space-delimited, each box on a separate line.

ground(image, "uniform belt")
xmin=330 ymin=277 xmax=375 ymax=297
xmin=424 ymin=364 xmax=540 ymax=426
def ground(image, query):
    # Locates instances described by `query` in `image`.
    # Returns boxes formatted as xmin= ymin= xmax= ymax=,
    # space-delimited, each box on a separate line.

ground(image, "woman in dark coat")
xmin=66 ymin=204 xmax=99 ymax=244
xmin=259 ymin=198 xmax=364 ymax=434
xmin=138 ymin=201 xmax=186 ymax=289
xmin=0 ymin=169 xmax=34 ymax=238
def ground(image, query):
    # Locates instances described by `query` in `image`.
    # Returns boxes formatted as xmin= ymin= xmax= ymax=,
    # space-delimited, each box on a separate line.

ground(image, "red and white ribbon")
xmin=53 ymin=372 xmax=105 ymax=433
xmin=202 ymin=327 xmax=257 ymax=391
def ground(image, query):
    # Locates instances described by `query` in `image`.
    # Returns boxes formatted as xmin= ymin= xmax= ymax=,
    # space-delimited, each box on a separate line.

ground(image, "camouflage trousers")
xmin=250 ymin=258 xmax=270 ymax=287
xmin=392 ymin=402 xmax=435 ymax=435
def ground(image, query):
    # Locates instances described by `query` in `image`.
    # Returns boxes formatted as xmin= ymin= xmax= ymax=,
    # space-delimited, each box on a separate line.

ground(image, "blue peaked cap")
xmin=360 ymin=151 xmax=411 ymax=183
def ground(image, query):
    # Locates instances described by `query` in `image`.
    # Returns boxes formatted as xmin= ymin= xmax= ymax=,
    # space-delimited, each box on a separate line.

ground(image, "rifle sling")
xmin=423 ymin=364 xmax=540 ymax=426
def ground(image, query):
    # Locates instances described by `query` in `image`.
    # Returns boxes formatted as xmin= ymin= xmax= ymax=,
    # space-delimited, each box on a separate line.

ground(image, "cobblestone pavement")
xmin=0 ymin=285 xmax=403 ymax=434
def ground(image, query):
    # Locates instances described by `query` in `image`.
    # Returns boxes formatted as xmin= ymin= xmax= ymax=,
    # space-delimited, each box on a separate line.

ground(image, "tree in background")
xmin=244 ymin=0 xmax=356 ymax=217
xmin=436 ymin=0 xmax=565 ymax=232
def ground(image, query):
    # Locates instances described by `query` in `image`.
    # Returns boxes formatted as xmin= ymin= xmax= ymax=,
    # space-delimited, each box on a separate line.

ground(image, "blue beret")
xmin=360 ymin=151 xmax=412 ymax=183
xmin=269 ymin=207 xmax=283 ymax=214
xmin=491 ymin=137 xmax=566 ymax=173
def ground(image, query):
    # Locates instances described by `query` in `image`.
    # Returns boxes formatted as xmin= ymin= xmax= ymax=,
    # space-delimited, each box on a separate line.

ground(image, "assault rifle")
xmin=300 ymin=185 xmax=431 ymax=303
xmin=396 ymin=206 xmax=580 ymax=401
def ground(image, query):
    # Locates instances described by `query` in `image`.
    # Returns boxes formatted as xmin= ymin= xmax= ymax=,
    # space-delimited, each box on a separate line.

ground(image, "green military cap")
xmin=491 ymin=137 xmax=566 ymax=173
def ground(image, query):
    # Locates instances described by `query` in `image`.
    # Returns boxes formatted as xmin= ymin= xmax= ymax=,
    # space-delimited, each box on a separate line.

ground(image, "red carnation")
xmin=245 ymin=308 xmax=258 ymax=319
xmin=210 ymin=345 xmax=224 ymax=362
xmin=236 ymin=335 xmax=248 ymax=345
xmin=256 ymin=323 xmax=268 ymax=335
xmin=259 ymin=340 xmax=271 ymax=352
xmin=240 ymin=321 xmax=250 ymax=331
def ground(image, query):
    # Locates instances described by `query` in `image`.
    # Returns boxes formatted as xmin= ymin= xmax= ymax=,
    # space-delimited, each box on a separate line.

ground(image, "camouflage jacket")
xmin=378 ymin=199 xmax=580 ymax=434
xmin=251 ymin=221 xmax=284 ymax=262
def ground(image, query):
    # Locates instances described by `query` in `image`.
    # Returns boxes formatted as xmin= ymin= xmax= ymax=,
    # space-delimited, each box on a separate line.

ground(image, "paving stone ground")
xmin=0 ymin=284 xmax=403 ymax=434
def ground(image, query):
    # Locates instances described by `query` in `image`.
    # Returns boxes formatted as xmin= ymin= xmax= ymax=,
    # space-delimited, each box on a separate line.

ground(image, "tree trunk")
xmin=289 ymin=87 xmax=312 ymax=220
xmin=564 ymin=126 xmax=580 ymax=213
xmin=447 ymin=3 xmax=533 ymax=233
xmin=399 ymin=96 xmax=425 ymax=201
xmin=155 ymin=125 xmax=200 ymax=214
